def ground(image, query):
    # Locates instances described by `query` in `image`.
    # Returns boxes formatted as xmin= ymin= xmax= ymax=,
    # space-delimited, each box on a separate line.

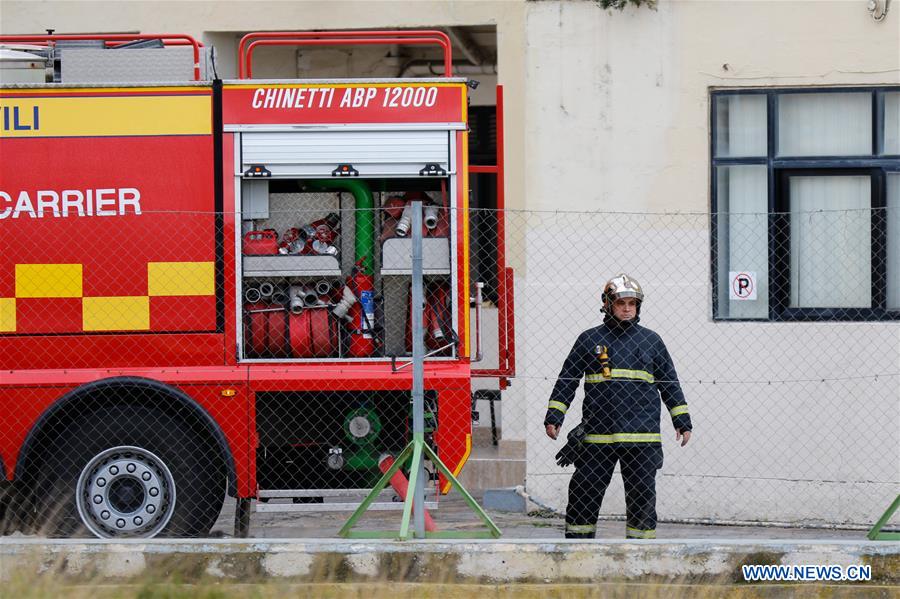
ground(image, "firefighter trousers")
xmin=564 ymin=443 xmax=663 ymax=539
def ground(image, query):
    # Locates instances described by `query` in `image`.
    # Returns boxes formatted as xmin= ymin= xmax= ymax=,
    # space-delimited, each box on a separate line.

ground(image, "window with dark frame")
xmin=711 ymin=87 xmax=900 ymax=321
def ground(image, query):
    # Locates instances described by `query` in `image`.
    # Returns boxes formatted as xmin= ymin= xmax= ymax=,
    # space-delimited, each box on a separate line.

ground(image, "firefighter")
xmin=545 ymin=273 xmax=692 ymax=539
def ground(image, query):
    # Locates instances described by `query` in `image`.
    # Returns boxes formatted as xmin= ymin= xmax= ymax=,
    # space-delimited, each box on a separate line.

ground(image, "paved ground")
xmin=210 ymin=492 xmax=872 ymax=541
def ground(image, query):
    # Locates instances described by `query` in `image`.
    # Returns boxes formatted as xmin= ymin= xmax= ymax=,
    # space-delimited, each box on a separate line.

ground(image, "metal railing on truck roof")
xmin=0 ymin=33 xmax=203 ymax=81
xmin=237 ymin=30 xmax=452 ymax=79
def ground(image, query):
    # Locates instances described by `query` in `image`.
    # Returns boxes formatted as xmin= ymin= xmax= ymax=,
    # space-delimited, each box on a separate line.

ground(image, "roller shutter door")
xmin=240 ymin=129 xmax=451 ymax=177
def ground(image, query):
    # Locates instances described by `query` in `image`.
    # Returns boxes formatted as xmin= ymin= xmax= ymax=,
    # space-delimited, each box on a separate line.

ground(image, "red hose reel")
xmin=405 ymin=281 xmax=453 ymax=354
xmin=288 ymin=308 xmax=339 ymax=358
xmin=244 ymin=304 xmax=338 ymax=358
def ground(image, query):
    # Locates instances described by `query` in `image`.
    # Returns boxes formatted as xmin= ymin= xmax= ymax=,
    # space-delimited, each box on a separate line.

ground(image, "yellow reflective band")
xmin=585 ymin=369 xmax=655 ymax=384
xmin=584 ymin=433 xmax=662 ymax=444
xmin=669 ymin=405 xmax=689 ymax=417
xmin=0 ymin=95 xmax=211 ymax=138
xmin=548 ymin=400 xmax=568 ymax=414
xmin=15 ymin=264 xmax=83 ymax=298
xmin=148 ymin=262 xmax=214 ymax=296
xmin=461 ymin=127 xmax=470 ymax=358
xmin=566 ymin=523 xmax=596 ymax=533
xmin=626 ymin=527 xmax=657 ymax=539
xmin=611 ymin=369 xmax=655 ymax=382
xmin=0 ymin=298 xmax=15 ymax=332
xmin=82 ymin=296 xmax=150 ymax=331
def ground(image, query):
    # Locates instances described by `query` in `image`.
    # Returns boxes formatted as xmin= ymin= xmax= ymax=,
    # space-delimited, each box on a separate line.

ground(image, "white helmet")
xmin=602 ymin=273 xmax=644 ymax=315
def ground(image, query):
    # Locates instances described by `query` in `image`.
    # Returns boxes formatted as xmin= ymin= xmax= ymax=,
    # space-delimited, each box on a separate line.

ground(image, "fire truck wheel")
xmin=0 ymin=484 xmax=32 ymax=534
xmin=33 ymin=405 xmax=225 ymax=538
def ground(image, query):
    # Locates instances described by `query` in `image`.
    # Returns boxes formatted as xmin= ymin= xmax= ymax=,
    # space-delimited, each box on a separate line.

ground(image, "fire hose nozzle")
xmin=289 ymin=285 xmax=319 ymax=313
xmin=395 ymin=205 xmax=412 ymax=237
xmin=297 ymin=224 xmax=317 ymax=241
xmin=332 ymin=285 xmax=357 ymax=321
xmin=271 ymin=290 xmax=289 ymax=305
xmin=312 ymin=239 xmax=339 ymax=256
xmin=258 ymin=282 xmax=275 ymax=300
xmin=244 ymin=287 xmax=262 ymax=304
xmin=315 ymin=280 xmax=333 ymax=296
xmin=423 ymin=204 xmax=439 ymax=230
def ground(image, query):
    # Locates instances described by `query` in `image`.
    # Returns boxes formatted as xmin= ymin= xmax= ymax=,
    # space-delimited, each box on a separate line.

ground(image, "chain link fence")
xmin=495 ymin=205 xmax=898 ymax=540
xmin=1 ymin=199 xmax=897 ymax=539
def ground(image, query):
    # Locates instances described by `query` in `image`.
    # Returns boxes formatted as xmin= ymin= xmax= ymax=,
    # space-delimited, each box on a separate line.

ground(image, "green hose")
xmin=308 ymin=179 xmax=375 ymax=276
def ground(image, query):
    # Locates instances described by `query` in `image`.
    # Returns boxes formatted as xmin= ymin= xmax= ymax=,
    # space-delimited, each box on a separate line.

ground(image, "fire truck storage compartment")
xmin=237 ymin=128 xmax=457 ymax=362
xmin=255 ymin=389 xmax=438 ymax=490
xmin=379 ymin=187 xmax=454 ymax=357
xmin=241 ymin=183 xmax=346 ymax=359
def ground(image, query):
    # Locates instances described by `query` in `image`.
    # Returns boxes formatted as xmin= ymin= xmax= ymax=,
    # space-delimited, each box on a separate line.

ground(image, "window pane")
xmin=716 ymin=166 xmax=768 ymax=318
xmin=778 ymin=93 xmax=872 ymax=157
xmin=789 ymin=176 xmax=871 ymax=308
xmin=884 ymin=92 xmax=900 ymax=155
xmin=888 ymin=174 xmax=900 ymax=310
xmin=715 ymin=95 xmax=767 ymax=157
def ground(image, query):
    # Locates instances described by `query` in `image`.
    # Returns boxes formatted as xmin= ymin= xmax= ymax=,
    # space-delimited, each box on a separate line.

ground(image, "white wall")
xmin=507 ymin=0 xmax=900 ymax=525
xmin=512 ymin=213 xmax=899 ymax=525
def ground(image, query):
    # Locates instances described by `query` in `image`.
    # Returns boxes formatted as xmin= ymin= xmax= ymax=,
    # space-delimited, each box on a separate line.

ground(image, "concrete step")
xmin=455 ymin=442 xmax=526 ymax=491
xmin=256 ymin=501 xmax=439 ymax=513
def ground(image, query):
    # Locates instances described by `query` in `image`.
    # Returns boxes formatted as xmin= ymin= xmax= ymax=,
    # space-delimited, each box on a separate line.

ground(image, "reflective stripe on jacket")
xmin=543 ymin=316 xmax=692 ymax=439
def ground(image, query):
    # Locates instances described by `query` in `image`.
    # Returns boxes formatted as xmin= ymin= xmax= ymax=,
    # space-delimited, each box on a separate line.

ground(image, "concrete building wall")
xmin=510 ymin=0 xmax=899 ymax=525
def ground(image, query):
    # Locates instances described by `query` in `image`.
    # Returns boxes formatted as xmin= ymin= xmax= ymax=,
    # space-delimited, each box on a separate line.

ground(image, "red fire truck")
xmin=0 ymin=31 xmax=514 ymax=538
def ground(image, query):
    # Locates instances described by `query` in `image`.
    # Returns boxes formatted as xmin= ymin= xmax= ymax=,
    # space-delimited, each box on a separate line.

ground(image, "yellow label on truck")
xmin=0 ymin=92 xmax=211 ymax=138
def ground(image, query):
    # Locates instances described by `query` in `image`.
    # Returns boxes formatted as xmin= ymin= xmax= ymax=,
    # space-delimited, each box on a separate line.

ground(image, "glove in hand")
xmin=555 ymin=423 xmax=586 ymax=467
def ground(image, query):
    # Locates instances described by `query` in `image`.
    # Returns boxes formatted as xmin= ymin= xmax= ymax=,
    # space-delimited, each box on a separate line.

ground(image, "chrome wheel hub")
xmin=75 ymin=446 xmax=176 ymax=538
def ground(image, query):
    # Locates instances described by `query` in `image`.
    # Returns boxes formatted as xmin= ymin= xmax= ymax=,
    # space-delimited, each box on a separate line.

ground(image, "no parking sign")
xmin=729 ymin=271 xmax=757 ymax=301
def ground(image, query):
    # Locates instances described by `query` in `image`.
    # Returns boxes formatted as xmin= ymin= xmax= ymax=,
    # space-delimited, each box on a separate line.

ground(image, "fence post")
xmin=339 ymin=202 xmax=500 ymax=540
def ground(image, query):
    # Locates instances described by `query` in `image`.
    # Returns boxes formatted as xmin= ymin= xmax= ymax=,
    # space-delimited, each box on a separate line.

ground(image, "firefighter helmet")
xmin=602 ymin=273 xmax=644 ymax=315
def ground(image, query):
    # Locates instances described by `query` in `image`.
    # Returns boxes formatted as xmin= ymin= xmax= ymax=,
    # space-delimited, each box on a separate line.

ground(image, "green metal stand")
xmin=338 ymin=436 xmax=501 ymax=539
xmin=867 ymin=494 xmax=900 ymax=540
xmin=339 ymin=200 xmax=501 ymax=540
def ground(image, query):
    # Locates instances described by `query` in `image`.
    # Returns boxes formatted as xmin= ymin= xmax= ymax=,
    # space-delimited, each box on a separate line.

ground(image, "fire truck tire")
xmin=33 ymin=405 xmax=224 ymax=538
xmin=0 ymin=484 xmax=34 ymax=534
